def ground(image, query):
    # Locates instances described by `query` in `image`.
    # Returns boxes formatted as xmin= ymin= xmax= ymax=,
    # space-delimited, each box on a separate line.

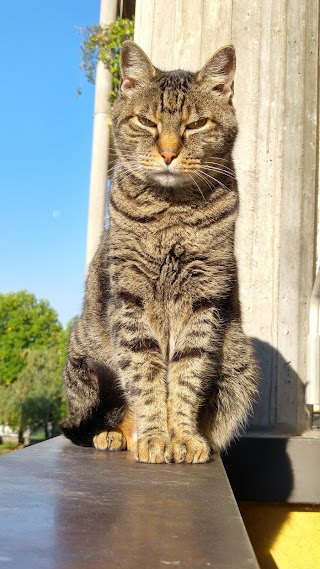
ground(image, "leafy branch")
xmin=80 ymin=17 xmax=134 ymax=102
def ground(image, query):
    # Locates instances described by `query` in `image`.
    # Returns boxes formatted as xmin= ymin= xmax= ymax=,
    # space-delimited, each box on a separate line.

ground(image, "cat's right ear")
xmin=120 ymin=41 xmax=156 ymax=94
xmin=196 ymin=46 xmax=236 ymax=102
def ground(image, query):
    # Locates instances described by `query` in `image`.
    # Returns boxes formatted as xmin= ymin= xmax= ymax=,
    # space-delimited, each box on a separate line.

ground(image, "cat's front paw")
xmin=171 ymin=434 xmax=211 ymax=463
xmin=136 ymin=434 xmax=171 ymax=463
xmin=93 ymin=429 xmax=127 ymax=451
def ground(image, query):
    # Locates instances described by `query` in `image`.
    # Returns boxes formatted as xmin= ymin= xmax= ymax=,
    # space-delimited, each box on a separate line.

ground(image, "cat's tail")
xmin=202 ymin=320 xmax=258 ymax=451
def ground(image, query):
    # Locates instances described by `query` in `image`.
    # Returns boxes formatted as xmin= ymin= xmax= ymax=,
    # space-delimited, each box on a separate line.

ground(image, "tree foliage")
xmin=80 ymin=17 xmax=134 ymax=102
xmin=0 ymin=291 xmax=76 ymax=439
xmin=0 ymin=291 xmax=62 ymax=385
xmin=0 ymin=347 xmax=67 ymax=436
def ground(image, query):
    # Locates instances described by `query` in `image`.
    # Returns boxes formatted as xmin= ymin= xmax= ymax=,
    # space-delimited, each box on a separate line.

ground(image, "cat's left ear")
xmin=196 ymin=46 xmax=236 ymax=102
xmin=120 ymin=41 xmax=156 ymax=93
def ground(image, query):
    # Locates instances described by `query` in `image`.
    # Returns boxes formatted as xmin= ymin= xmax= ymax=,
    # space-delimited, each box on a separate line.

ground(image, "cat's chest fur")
xmin=108 ymin=222 xmax=215 ymax=300
xmin=157 ymin=241 xmax=185 ymax=289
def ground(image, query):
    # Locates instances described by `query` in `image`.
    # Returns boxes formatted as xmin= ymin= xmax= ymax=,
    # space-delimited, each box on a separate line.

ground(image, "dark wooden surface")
xmin=0 ymin=436 xmax=259 ymax=569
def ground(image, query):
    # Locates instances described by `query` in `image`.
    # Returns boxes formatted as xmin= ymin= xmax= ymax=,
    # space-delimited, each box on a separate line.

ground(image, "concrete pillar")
xmin=86 ymin=0 xmax=117 ymax=268
xmin=134 ymin=0 xmax=319 ymax=433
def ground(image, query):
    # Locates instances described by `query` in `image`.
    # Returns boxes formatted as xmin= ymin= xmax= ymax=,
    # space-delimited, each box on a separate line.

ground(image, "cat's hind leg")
xmin=93 ymin=429 xmax=126 ymax=451
xmin=60 ymin=355 xmax=126 ymax=448
xmin=93 ymin=408 xmax=136 ymax=452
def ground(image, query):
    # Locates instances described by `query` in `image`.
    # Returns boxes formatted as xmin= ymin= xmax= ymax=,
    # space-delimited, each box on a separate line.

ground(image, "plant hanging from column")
xmin=79 ymin=17 xmax=134 ymax=102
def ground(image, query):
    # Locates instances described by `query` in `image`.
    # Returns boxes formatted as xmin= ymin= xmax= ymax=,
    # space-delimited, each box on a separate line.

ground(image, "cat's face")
xmin=112 ymin=42 xmax=238 ymax=189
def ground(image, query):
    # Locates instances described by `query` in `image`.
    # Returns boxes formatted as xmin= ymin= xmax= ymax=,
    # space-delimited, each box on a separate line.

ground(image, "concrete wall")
xmin=134 ymin=0 xmax=319 ymax=433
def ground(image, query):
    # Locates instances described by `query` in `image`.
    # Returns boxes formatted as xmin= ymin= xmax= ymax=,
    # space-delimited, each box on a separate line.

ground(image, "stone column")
xmin=86 ymin=0 xmax=117 ymax=268
xmin=134 ymin=0 xmax=319 ymax=433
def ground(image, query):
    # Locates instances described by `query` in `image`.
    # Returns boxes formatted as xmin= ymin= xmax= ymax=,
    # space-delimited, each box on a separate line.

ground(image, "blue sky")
xmin=0 ymin=1 xmax=102 ymax=326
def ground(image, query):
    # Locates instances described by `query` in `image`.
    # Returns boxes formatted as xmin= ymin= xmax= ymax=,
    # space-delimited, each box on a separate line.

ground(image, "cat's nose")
xmin=160 ymin=149 xmax=179 ymax=165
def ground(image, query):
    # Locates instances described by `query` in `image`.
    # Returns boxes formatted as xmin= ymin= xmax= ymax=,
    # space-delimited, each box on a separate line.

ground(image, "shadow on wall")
xmin=222 ymin=338 xmax=303 ymax=500
xmin=249 ymin=337 xmax=308 ymax=433
xmin=222 ymin=338 xmax=311 ymax=569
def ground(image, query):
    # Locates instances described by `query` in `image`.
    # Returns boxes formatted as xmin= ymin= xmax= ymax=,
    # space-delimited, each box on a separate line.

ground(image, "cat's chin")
xmin=151 ymin=171 xmax=189 ymax=188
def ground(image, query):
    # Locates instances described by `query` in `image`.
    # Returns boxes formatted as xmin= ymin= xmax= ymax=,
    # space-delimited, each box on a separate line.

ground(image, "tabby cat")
xmin=60 ymin=41 xmax=257 ymax=463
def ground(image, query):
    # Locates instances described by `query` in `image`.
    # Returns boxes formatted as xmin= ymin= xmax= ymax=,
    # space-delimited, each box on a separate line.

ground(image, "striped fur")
xmin=60 ymin=42 xmax=258 ymax=463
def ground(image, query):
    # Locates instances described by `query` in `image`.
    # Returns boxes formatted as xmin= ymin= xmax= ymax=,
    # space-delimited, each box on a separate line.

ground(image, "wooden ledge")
xmin=0 ymin=436 xmax=259 ymax=568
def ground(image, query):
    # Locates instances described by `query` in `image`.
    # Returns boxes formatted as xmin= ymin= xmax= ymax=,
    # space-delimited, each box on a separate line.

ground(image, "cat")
xmin=60 ymin=40 xmax=257 ymax=463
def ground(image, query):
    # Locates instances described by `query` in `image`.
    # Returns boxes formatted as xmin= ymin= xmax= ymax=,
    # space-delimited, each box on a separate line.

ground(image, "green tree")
xmin=0 ymin=346 xmax=67 ymax=440
xmin=0 ymin=312 xmax=78 ymax=439
xmin=0 ymin=291 xmax=62 ymax=385
xmin=0 ymin=346 xmax=66 ymax=438
xmin=20 ymin=347 xmax=67 ymax=437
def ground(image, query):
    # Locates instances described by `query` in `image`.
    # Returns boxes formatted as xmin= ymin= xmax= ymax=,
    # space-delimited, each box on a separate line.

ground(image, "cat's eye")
xmin=137 ymin=116 xmax=157 ymax=128
xmin=186 ymin=118 xmax=208 ymax=130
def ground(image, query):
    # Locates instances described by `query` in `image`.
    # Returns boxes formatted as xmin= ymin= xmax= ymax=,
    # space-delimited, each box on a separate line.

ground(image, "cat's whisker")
xmin=205 ymin=157 xmax=235 ymax=168
xmin=204 ymin=163 xmax=236 ymax=176
xmin=205 ymin=156 xmax=230 ymax=163
xmin=199 ymin=170 xmax=232 ymax=193
xmin=108 ymin=164 xmax=133 ymax=180
xmin=187 ymin=172 xmax=207 ymax=201
xmin=205 ymin=176 xmax=231 ymax=194
xmin=201 ymin=169 xmax=237 ymax=183
xmin=107 ymin=163 xmax=121 ymax=174
xmin=206 ymin=157 xmax=255 ymax=177
xmin=116 ymin=163 xmax=148 ymax=183
xmin=201 ymin=165 xmax=237 ymax=180
xmin=202 ymin=162 xmax=237 ymax=177
xmin=192 ymin=170 xmax=214 ymax=192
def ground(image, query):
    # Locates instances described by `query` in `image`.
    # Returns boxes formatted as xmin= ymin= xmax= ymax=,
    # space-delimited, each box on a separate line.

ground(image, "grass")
xmin=0 ymin=427 xmax=46 ymax=456
xmin=0 ymin=440 xmax=20 ymax=456
xmin=30 ymin=427 xmax=45 ymax=445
